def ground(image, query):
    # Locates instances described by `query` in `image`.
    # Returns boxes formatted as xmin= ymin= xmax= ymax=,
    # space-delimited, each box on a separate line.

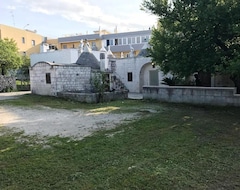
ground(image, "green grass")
xmin=0 ymin=95 xmax=240 ymax=189
xmin=16 ymin=80 xmax=30 ymax=91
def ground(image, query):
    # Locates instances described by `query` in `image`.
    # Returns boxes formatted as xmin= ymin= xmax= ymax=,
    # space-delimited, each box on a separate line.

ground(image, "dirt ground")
xmin=0 ymin=92 xmax=138 ymax=139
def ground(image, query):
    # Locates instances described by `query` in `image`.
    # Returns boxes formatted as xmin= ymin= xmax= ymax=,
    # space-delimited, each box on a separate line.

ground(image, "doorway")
xmin=149 ymin=70 xmax=159 ymax=86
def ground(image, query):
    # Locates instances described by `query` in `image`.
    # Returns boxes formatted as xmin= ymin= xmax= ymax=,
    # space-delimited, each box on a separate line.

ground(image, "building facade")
xmin=57 ymin=29 xmax=151 ymax=58
xmin=0 ymin=24 xmax=45 ymax=56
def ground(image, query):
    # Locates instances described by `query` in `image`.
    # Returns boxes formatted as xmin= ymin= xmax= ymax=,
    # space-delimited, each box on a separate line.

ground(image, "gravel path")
xmin=0 ymin=91 xmax=139 ymax=139
xmin=0 ymin=105 xmax=137 ymax=140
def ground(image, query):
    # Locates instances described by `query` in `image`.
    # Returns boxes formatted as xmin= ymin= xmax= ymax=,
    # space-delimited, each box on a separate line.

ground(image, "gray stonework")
xmin=30 ymin=62 xmax=92 ymax=96
xmin=0 ymin=75 xmax=16 ymax=92
xmin=57 ymin=90 xmax=128 ymax=103
xmin=143 ymin=86 xmax=240 ymax=107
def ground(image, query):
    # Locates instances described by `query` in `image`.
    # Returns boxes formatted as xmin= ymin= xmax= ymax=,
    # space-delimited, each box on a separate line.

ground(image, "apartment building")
xmin=0 ymin=24 xmax=44 ymax=56
xmin=58 ymin=29 xmax=151 ymax=58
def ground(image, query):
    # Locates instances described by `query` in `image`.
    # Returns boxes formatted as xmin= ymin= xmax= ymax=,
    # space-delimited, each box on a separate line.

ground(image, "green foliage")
xmin=161 ymin=76 xmax=194 ymax=86
xmin=142 ymin=0 xmax=240 ymax=79
xmin=20 ymin=55 xmax=30 ymax=76
xmin=15 ymin=56 xmax=31 ymax=91
xmin=90 ymin=71 xmax=110 ymax=102
xmin=161 ymin=76 xmax=180 ymax=86
xmin=0 ymin=38 xmax=22 ymax=75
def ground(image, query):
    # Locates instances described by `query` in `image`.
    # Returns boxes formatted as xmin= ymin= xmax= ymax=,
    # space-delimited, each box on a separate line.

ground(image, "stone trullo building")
xmin=30 ymin=40 xmax=127 ymax=97
xmin=30 ymin=39 xmax=167 ymax=100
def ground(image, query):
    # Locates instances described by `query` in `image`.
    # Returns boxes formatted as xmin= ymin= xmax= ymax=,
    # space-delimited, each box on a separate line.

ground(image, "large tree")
xmin=142 ymin=0 xmax=240 ymax=91
xmin=0 ymin=38 xmax=22 ymax=75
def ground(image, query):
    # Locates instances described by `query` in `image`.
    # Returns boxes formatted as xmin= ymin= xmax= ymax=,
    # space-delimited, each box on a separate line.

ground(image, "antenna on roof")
xmin=10 ymin=11 xmax=15 ymax=26
xmin=23 ymin=24 xmax=29 ymax=29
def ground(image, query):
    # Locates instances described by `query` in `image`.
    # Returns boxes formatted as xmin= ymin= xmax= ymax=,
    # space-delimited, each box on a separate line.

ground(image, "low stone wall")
xmin=57 ymin=90 xmax=128 ymax=103
xmin=143 ymin=86 xmax=240 ymax=107
xmin=0 ymin=75 xmax=16 ymax=92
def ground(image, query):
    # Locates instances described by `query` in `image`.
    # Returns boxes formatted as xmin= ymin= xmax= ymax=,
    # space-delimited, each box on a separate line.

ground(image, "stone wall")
xmin=143 ymin=86 xmax=240 ymax=107
xmin=0 ymin=75 xmax=16 ymax=92
xmin=57 ymin=90 xmax=128 ymax=103
xmin=30 ymin=62 xmax=92 ymax=96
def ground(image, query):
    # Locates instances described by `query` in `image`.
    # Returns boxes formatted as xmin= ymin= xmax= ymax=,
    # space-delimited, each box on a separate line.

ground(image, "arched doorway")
xmin=139 ymin=62 xmax=154 ymax=92
xmin=139 ymin=62 xmax=165 ymax=92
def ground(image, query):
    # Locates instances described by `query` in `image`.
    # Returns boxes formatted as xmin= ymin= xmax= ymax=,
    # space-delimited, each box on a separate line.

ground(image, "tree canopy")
xmin=142 ymin=0 xmax=240 ymax=88
xmin=0 ymin=38 xmax=22 ymax=75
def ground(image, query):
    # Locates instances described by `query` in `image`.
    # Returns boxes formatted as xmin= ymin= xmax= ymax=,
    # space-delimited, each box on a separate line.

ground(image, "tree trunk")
xmin=1 ymin=65 xmax=6 ymax=75
xmin=230 ymin=75 xmax=240 ymax=94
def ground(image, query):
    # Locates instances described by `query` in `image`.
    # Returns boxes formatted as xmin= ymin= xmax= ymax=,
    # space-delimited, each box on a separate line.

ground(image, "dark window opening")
xmin=22 ymin=37 xmax=25 ymax=44
xmin=127 ymin=72 xmax=133 ymax=82
xmin=46 ymin=73 xmax=51 ymax=84
xmin=106 ymin=40 xmax=110 ymax=46
xmin=100 ymin=53 xmax=105 ymax=59
xmin=115 ymin=39 xmax=118 ymax=45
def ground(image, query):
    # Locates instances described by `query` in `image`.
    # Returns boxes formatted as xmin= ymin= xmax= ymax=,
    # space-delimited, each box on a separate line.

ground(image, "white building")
xmin=30 ymin=38 xmax=168 ymax=96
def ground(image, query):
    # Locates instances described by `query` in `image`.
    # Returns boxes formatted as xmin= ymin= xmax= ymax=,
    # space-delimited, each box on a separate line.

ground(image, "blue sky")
xmin=0 ymin=0 xmax=157 ymax=38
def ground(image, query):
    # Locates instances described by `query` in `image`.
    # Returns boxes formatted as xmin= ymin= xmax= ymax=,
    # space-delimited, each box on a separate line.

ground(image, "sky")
xmin=0 ymin=0 xmax=158 ymax=38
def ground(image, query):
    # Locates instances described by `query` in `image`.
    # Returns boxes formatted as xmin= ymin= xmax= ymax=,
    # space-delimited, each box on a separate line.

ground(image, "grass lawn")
xmin=16 ymin=80 xmax=30 ymax=91
xmin=0 ymin=95 xmax=240 ymax=189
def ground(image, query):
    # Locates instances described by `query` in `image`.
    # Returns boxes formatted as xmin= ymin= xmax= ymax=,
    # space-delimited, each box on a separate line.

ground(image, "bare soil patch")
xmin=0 ymin=105 xmax=137 ymax=139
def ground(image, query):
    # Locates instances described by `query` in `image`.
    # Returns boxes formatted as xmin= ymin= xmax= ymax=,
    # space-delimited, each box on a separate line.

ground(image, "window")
xmin=107 ymin=39 xmax=114 ymax=46
xmin=91 ymin=42 xmax=96 ymax=47
xmin=32 ymin=40 xmax=35 ymax=46
xmin=132 ymin=37 xmax=135 ymax=44
xmin=128 ymin=38 xmax=131 ymax=44
xmin=118 ymin=38 xmax=122 ymax=45
xmin=22 ymin=37 xmax=25 ymax=44
xmin=110 ymin=39 xmax=114 ymax=45
xmin=123 ymin=38 xmax=127 ymax=45
xmin=49 ymin=45 xmax=56 ymax=50
xmin=146 ymin=35 xmax=150 ymax=42
xmin=115 ymin=39 xmax=118 ymax=45
xmin=141 ymin=36 xmax=148 ymax=43
xmin=46 ymin=73 xmax=51 ymax=84
xmin=127 ymin=72 xmax=133 ymax=82
xmin=137 ymin=36 xmax=140 ymax=44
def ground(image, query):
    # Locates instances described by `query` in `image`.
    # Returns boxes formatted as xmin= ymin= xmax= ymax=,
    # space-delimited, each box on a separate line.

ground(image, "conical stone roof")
xmin=76 ymin=40 xmax=100 ymax=69
xmin=137 ymin=42 xmax=150 ymax=57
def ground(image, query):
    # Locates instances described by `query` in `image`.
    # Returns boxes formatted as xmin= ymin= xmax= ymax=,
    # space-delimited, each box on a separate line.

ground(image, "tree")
xmin=142 ymin=0 xmax=240 ymax=92
xmin=0 ymin=38 xmax=22 ymax=75
xmin=19 ymin=55 xmax=30 ymax=79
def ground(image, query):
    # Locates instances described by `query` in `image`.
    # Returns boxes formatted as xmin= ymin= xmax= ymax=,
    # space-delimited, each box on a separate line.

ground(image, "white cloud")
xmin=14 ymin=0 xmax=157 ymax=33
xmin=7 ymin=5 xmax=16 ymax=10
